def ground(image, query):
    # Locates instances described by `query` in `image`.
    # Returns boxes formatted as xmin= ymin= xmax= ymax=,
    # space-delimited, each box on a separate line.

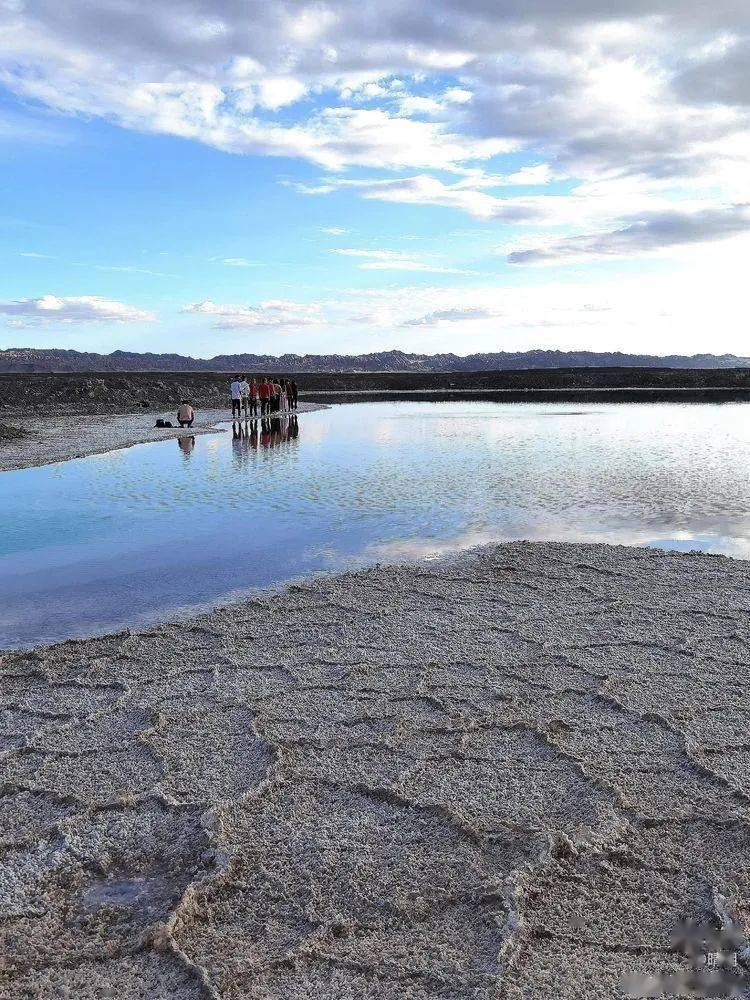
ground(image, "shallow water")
xmin=3 ymin=400 xmax=750 ymax=648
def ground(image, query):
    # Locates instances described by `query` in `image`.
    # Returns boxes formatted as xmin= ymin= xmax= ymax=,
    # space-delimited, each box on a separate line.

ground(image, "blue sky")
xmin=0 ymin=2 xmax=748 ymax=358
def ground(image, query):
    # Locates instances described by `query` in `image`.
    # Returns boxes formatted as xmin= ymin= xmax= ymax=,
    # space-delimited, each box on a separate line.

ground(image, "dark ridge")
xmin=1 ymin=346 xmax=749 ymax=374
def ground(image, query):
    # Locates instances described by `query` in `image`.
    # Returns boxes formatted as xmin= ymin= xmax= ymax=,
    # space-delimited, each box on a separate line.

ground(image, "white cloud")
xmin=404 ymin=307 xmax=498 ymax=326
xmin=0 ymin=60 xmax=513 ymax=171
xmin=394 ymin=86 xmax=476 ymax=118
xmin=291 ymin=108 xmax=514 ymax=170
xmin=397 ymin=95 xmax=445 ymax=116
xmin=88 ymin=264 xmax=174 ymax=277
xmin=0 ymin=295 xmax=155 ymax=324
xmin=358 ymin=260 xmax=480 ymax=274
xmin=507 ymin=204 xmax=750 ymax=264
xmin=216 ymin=257 xmax=260 ymax=267
xmin=258 ymin=77 xmax=308 ymax=110
xmin=182 ymin=299 xmax=323 ymax=330
xmin=331 ymin=249 xmax=403 ymax=259
xmin=320 ymin=226 xmax=349 ymax=235
xmin=504 ymin=165 xmax=554 ymax=185
xmin=300 ymin=173 xmax=560 ymax=220
xmin=330 ymin=247 xmax=482 ymax=274
xmin=444 ymin=88 xmax=473 ymax=105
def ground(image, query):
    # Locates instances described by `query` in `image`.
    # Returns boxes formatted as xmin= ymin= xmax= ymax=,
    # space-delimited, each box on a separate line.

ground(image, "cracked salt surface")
xmin=2 ymin=540 xmax=750 ymax=997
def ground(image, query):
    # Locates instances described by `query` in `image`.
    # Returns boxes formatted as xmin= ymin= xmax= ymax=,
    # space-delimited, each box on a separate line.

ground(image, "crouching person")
xmin=177 ymin=400 xmax=195 ymax=427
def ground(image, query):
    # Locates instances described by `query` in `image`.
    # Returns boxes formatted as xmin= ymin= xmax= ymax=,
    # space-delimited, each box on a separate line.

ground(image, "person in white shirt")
xmin=238 ymin=375 xmax=251 ymax=417
xmin=230 ymin=375 xmax=242 ymax=418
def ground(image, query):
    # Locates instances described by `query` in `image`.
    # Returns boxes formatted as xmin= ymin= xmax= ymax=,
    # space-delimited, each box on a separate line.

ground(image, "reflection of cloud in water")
xmin=370 ymin=405 xmax=599 ymax=447
xmin=391 ymin=408 xmax=597 ymax=420
xmin=361 ymin=529 xmax=507 ymax=562
xmin=318 ymin=522 xmax=750 ymax=568
xmin=371 ymin=420 xmax=399 ymax=444
xmin=295 ymin=415 xmax=332 ymax=444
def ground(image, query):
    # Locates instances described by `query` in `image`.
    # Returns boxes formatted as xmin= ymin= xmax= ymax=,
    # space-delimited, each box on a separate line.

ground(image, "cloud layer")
xmin=2 ymin=0 xmax=750 ymax=350
xmin=507 ymin=204 xmax=750 ymax=265
xmin=1 ymin=1 xmax=748 ymax=185
xmin=182 ymin=299 xmax=323 ymax=329
xmin=0 ymin=295 xmax=155 ymax=325
xmin=331 ymin=248 xmax=480 ymax=274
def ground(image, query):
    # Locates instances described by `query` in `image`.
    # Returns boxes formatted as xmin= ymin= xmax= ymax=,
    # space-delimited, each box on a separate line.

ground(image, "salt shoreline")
xmin=0 ymin=402 xmax=326 ymax=473
xmin=2 ymin=540 xmax=750 ymax=997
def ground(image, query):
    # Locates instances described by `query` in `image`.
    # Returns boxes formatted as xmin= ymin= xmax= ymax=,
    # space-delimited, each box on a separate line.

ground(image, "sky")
xmin=0 ymin=1 xmax=749 ymax=359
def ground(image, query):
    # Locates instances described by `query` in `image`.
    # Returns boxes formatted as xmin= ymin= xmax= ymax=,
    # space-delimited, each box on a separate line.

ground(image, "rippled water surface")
xmin=3 ymin=400 xmax=750 ymax=648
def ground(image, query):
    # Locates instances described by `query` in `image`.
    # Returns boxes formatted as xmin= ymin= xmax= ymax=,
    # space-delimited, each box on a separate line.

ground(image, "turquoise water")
xmin=3 ymin=400 xmax=750 ymax=648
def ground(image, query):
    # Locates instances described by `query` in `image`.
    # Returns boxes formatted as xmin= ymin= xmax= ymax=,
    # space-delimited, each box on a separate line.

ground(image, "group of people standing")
xmin=230 ymin=376 xmax=298 ymax=418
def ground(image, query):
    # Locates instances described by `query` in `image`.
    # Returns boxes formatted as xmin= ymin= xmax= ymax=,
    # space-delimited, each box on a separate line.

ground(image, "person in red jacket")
xmin=257 ymin=377 xmax=271 ymax=416
xmin=248 ymin=378 xmax=260 ymax=418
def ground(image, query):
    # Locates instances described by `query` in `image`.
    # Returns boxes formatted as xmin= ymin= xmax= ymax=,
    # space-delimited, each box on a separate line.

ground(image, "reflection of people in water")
xmin=230 ymin=415 xmax=299 ymax=461
xmin=260 ymin=419 xmax=271 ymax=449
xmin=177 ymin=435 xmax=195 ymax=458
xmin=231 ymin=420 xmax=249 ymax=468
xmin=261 ymin=414 xmax=299 ymax=447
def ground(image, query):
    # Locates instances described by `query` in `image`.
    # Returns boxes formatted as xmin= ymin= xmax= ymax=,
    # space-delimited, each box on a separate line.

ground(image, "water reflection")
xmin=177 ymin=435 xmax=196 ymax=459
xmin=3 ymin=400 xmax=750 ymax=648
xmin=231 ymin=416 xmax=299 ymax=464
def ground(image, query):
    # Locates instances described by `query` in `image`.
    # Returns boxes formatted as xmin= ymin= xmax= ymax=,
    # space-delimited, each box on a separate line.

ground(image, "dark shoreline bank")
xmin=3 ymin=366 xmax=750 ymax=415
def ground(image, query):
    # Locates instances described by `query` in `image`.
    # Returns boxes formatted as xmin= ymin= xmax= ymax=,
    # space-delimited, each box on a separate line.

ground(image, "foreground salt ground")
xmin=2 ymin=541 xmax=750 ymax=999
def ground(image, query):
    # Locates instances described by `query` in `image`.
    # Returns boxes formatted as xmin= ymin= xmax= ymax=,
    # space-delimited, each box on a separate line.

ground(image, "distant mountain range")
xmin=1 ymin=347 xmax=749 ymax=373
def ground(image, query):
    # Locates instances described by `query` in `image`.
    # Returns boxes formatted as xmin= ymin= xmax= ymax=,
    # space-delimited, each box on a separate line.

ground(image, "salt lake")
xmin=3 ymin=400 xmax=750 ymax=648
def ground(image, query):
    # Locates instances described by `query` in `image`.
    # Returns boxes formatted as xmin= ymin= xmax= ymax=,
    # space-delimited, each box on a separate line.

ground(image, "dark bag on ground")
xmin=155 ymin=418 xmax=173 ymax=428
